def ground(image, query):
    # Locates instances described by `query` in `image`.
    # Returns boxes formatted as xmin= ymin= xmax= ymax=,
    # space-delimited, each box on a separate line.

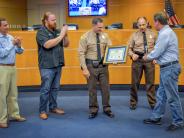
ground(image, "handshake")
xmin=132 ymin=51 xmax=157 ymax=64
xmin=133 ymin=51 xmax=157 ymax=64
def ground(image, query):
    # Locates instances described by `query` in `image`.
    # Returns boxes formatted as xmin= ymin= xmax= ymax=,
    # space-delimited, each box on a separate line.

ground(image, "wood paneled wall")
xmin=27 ymin=0 xmax=66 ymax=27
xmin=66 ymin=0 xmax=184 ymax=29
xmin=1 ymin=0 xmax=184 ymax=30
xmin=1 ymin=0 xmax=184 ymax=86
xmin=0 ymin=0 xmax=27 ymax=29
xmin=10 ymin=29 xmax=184 ymax=86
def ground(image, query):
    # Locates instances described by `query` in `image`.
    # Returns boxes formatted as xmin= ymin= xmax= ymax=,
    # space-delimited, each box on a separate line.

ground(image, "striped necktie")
xmin=142 ymin=32 xmax=148 ymax=54
xmin=96 ymin=33 xmax=101 ymax=61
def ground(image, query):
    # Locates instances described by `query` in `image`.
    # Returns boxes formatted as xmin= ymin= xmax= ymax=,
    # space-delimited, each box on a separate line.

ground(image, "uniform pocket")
xmin=134 ymin=40 xmax=143 ymax=47
xmin=147 ymin=39 xmax=155 ymax=48
xmin=87 ymin=43 xmax=97 ymax=52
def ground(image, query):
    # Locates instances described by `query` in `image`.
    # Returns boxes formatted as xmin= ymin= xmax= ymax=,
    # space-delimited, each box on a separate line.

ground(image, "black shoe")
xmin=130 ymin=104 xmax=137 ymax=110
xmin=88 ymin=112 xmax=97 ymax=119
xmin=166 ymin=124 xmax=184 ymax=131
xmin=143 ymin=118 xmax=162 ymax=125
xmin=103 ymin=110 xmax=115 ymax=118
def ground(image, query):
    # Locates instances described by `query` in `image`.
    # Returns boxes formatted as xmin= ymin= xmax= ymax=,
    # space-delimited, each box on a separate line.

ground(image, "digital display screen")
xmin=68 ymin=0 xmax=107 ymax=16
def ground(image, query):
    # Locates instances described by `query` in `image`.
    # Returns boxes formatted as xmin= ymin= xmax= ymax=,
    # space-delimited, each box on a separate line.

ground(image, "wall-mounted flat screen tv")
xmin=68 ymin=0 xmax=107 ymax=16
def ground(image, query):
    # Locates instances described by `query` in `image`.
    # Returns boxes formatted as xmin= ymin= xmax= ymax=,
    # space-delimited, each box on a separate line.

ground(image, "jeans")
xmin=151 ymin=63 xmax=184 ymax=125
xmin=39 ymin=66 xmax=62 ymax=113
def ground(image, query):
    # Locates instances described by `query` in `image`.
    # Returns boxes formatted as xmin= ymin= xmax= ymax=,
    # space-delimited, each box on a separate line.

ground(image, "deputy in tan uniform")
xmin=78 ymin=18 xmax=114 ymax=119
xmin=128 ymin=17 xmax=157 ymax=110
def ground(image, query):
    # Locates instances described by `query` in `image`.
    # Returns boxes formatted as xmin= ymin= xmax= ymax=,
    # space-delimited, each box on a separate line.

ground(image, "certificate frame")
xmin=103 ymin=46 xmax=128 ymax=64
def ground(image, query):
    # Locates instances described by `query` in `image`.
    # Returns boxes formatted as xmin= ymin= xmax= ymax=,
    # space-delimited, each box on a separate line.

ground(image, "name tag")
xmin=102 ymin=35 xmax=105 ymax=39
xmin=48 ymin=33 xmax=52 ymax=37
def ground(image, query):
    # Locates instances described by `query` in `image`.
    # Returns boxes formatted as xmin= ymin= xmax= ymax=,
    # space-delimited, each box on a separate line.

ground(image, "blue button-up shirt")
xmin=0 ymin=33 xmax=24 ymax=64
xmin=147 ymin=25 xmax=179 ymax=65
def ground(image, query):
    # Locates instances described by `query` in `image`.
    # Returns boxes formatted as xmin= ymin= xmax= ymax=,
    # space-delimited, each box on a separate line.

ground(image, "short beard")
xmin=48 ymin=24 xmax=56 ymax=30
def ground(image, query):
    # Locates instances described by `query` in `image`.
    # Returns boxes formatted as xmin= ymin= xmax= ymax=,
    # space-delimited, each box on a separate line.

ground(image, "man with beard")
xmin=128 ymin=17 xmax=157 ymax=110
xmin=36 ymin=12 xmax=69 ymax=120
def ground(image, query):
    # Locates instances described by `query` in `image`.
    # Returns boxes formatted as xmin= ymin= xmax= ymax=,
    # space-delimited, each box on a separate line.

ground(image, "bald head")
xmin=137 ymin=17 xmax=148 ymax=32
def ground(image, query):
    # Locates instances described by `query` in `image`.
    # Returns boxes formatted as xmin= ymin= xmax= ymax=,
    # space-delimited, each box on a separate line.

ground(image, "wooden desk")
xmin=10 ymin=29 xmax=184 ymax=86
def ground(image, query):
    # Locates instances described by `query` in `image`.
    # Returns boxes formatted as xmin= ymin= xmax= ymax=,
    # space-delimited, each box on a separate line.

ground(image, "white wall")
xmin=27 ymin=0 xmax=66 ymax=27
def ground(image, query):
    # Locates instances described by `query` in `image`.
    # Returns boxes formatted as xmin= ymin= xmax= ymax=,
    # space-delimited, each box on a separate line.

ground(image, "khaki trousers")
xmin=0 ymin=66 xmax=20 ymax=123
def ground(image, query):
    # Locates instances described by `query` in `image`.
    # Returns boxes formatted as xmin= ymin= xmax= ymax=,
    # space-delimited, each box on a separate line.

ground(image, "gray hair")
xmin=92 ymin=18 xmax=103 ymax=25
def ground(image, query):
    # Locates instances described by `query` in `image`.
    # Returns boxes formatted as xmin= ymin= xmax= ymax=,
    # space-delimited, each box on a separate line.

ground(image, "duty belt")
xmin=86 ymin=58 xmax=106 ymax=68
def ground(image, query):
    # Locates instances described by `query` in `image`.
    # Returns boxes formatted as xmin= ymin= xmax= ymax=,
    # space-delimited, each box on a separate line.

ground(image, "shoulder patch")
xmin=80 ymin=35 xmax=86 ymax=40
xmin=81 ymin=31 xmax=90 ymax=40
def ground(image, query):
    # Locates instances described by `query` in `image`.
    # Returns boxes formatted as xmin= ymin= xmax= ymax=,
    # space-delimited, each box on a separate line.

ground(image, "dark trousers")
xmin=87 ymin=64 xmax=111 ymax=113
xmin=130 ymin=60 xmax=156 ymax=107
xmin=39 ymin=66 xmax=62 ymax=113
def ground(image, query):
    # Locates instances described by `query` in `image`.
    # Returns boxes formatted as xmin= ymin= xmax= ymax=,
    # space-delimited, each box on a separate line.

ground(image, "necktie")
xmin=142 ymin=32 xmax=148 ymax=54
xmin=96 ymin=33 xmax=101 ymax=61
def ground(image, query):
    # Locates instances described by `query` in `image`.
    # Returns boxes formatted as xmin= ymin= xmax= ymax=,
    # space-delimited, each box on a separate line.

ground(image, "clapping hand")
xmin=60 ymin=24 xmax=68 ymax=37
xmin=13 ymin=37 xmax=22 ymax=47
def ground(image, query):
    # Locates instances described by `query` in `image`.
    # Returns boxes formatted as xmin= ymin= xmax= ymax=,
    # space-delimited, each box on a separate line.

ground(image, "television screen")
xmin=68 ymin=0 xmax=107 ymax=16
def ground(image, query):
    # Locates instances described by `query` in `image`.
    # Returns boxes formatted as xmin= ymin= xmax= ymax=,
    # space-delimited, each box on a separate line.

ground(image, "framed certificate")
xmin=103 ymin=46 xmax=128 ymax=64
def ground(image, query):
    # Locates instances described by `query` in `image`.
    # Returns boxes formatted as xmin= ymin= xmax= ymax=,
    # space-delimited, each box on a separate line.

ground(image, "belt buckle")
xmin=92 ymin=60 xmax=99 ymax=68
